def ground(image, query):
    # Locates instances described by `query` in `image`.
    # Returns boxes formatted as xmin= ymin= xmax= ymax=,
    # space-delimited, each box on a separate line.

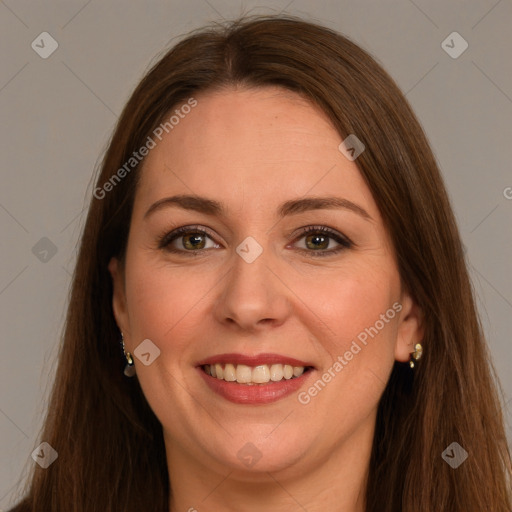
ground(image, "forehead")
xmin=134 ymin=86 xmax=377 ymax=220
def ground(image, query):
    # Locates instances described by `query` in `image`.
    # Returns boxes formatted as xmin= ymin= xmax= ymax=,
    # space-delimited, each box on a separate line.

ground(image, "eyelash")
xmin=157 ymin=224 xmax=352 ymax=258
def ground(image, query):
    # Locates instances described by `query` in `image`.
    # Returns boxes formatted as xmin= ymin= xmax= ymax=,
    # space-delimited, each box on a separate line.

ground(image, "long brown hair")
xmin=9 ymin=14 xmax=511 ymax=511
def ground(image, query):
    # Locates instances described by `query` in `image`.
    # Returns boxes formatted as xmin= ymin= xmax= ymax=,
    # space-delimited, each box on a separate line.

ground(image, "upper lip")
xmin=196 ymin=353 xmax=315 ymax=368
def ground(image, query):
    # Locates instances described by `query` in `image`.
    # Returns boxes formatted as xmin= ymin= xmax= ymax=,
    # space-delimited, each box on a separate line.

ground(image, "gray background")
xmin=1 ymin=0 xmax=511 ymax=507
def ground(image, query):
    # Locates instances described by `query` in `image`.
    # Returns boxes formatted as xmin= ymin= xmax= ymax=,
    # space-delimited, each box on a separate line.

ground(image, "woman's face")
xmin=109 ymin=86 xmax=423 ymax=479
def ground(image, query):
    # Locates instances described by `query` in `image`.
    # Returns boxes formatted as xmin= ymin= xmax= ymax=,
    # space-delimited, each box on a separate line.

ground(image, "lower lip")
xmin=197 ymin=367 xmax=314 ymax=404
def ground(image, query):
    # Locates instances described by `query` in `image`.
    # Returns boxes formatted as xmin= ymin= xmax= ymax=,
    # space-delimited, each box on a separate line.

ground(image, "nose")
xmin=213 ymin=243 xmax=292 ymax=332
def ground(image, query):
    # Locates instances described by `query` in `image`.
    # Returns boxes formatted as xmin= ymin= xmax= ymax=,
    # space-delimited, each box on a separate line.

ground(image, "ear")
xmin=108 ymin=256 xmax=130 ymax=336
xmin=394 ymin=290 xmax=425 ymax=363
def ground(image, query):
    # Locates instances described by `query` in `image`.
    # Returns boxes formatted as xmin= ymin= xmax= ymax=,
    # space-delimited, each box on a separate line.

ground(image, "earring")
xmin=409 ymin=342 xmax=423 ymax=369
xmin=121 ymin=332 xmax=136 ymax=377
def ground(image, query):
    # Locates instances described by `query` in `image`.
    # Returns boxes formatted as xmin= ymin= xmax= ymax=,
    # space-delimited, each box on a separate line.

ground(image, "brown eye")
xmin=158 ymin=225 xmax=220 ymax=254
xmin=292 ymin=226 xmax=352 ymax=257
xmin=181 ymin=232 xmax=207 ymax=250
xmin=304 ymin=233 xmax=330 ymax=250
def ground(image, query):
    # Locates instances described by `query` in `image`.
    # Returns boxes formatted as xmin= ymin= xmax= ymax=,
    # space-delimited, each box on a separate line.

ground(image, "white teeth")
xmin=270 ymin=364 xmax=284 ymax=381
xmin=293 ymin=366 xmax=304 ymax=377
xmin=252 ymin=365 xmax=270 ymax=383
xmin=203 ymin=363 xmax=308 ymax=384
xmin=236 ymin=364 xmax=252 ymax=383
xmin=223 ymin=363 xmax=236 ymax=381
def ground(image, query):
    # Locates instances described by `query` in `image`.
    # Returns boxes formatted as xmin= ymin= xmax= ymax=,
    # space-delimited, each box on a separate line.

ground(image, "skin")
xmin=109 ymin=86 xmax=424 ymax=512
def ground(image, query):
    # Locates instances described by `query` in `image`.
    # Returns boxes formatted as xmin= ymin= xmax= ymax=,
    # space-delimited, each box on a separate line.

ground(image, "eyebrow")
xmin=143 ymin=194 xmax=373 ymax=221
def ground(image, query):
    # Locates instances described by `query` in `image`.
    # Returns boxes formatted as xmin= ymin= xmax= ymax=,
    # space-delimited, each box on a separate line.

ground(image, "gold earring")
xmin=121 ymin=332 xmax=136 ymax=377
xmin=409 ymin=342 xmax=423 ymax=368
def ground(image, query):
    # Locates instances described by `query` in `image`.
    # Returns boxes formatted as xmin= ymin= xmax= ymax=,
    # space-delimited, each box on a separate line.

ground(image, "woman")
xmin=9 ymin=14 xmax=511 ymax=512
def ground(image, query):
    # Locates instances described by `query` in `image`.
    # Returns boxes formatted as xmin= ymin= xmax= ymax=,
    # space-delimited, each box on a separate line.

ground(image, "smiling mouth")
xmin=201 ymin=363 xmax=314 ymax=385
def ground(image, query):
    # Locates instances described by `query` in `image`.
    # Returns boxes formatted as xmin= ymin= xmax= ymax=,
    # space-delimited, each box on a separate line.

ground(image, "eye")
xmin=291 ymin=225 xmax=352 ymax=257
xmin=157 ymin=224 xmax=352 ymax=257
xmin=157 ymin=225 xmax=220 ymax=255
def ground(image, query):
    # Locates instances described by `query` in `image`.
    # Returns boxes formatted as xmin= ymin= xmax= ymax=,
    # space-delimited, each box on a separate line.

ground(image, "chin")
xmin=205 ymin=428 xmax=311 ymax=477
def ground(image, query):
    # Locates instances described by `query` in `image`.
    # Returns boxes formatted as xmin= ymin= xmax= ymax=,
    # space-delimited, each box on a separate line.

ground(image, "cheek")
xmin=122 ymin=258 xmax=212 ymax=422
xmin=123 ymin=256 xmax=220 ymax=350
xmin=290 ymin=264 xmax=400 ymax=446
xmin=124 ymin=249 xmax=400 ymax=356
xmin=293 ymin=259 xmax=400 ymax=355
xmin=296 ymin=264 xmax=399 ymax=409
